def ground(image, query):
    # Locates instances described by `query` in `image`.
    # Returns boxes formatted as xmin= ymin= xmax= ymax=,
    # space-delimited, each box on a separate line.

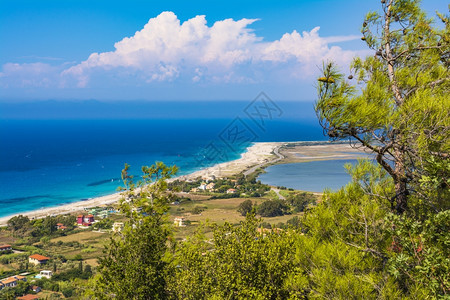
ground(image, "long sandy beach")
xmin=0 ymin=142 xmax=282 ymax=226
xmin=0 ymin=141 xmax=367 ymax=226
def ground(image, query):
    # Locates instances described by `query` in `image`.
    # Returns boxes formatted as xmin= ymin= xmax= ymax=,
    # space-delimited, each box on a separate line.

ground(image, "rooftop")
xmin=1 ymin=277 xmax=17 ymax=284
xmin=29 ymin=254 xmax=50 ymax=261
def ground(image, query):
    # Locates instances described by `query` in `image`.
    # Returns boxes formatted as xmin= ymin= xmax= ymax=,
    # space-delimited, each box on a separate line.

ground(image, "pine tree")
xmin=315 ymin=0 xmax=449 ymax=214
xmin=89 ymin=162 xmax=178 ymax=299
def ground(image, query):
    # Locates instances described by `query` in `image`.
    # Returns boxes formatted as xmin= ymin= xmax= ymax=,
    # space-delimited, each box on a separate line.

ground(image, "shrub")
xmin=257 ymin=200 xmax=289 ymax=217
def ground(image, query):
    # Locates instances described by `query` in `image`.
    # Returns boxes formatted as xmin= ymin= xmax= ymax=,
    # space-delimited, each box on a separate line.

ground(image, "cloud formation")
xmin=2 ymin=11 xmax=363 ymax=90
xmin=63 ymin=11 xmax=361 ymax=86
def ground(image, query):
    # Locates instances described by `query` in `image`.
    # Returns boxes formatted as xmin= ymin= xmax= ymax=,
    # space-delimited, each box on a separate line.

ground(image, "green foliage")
xmin=89 ymin=162 xmax=177 ymax=299
xmin=386 ymin=210 xmax=450 ymax=297
xmin=257 ymin=199 xmax=289 ymax=217
xmin=52 ymin=265 xmax=93 ymax=281
xmin=315 ymin=0 xmax=450 ymax=214
xmin=237 ymin=199 xmax=253 ymax=216
xmin=92 ymin=218 xmax=113 ymax=230
xmin=6 ymin=214 xmax=76 ymax=243
xmin=192 ymin=206 xmax=206 ymax=214
xmin=286 ymin=216 xmax=302 ymax=229
xmin=314 ymin=1 xmax=449 ymax=296
xmin=7 ymin=215 xmax=30 ymax=232
xmin=168 ymin=214 xmax=298 ymax=299
xmin=0 ymin=280 xmax=30 ymax=299
xmin=286 ymin=192 xmax=316 ymax=213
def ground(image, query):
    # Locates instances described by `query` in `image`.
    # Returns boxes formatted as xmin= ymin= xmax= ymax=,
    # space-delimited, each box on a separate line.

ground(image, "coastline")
xmin=0 ymin=142 xmax=282 ymax=226
xmin=0 ymin=141 xmax=367 ymax=226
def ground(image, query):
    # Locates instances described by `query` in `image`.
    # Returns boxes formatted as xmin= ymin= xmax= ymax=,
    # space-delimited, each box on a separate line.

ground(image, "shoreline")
xmin=0 ymin=142 xmax=282 ymax=226
xmin=0 ymin=141 xmax=366 ymax=226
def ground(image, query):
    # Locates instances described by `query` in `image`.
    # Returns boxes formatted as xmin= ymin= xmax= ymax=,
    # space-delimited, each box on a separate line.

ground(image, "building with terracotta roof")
xmin=29 ymin=254 xmax=50 ymax=265
xmin=32 ymin=285 xmax=41 ymax=292
xmin=56 ymin=223 xmax=67 ymax=230
xmin=0 ymin=276 xmax=18 ymax=288
xmin=0 ymin=274 xmax=27 ymax=289
xmin=0 ymin=244 xmax=12 ymax=251
xmin=77 ymin=214 xmax=95 ymax=226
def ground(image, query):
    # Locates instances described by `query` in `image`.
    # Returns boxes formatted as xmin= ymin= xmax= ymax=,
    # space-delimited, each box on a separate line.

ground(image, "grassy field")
xmin=170 ymin=196 xmax=304 ymax=240
xmin=0 ymin=190 xmax=311 ymax=274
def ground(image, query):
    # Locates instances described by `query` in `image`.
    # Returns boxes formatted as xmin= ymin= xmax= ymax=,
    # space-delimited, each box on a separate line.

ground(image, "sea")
xmin=0 ymin=104 xmax=330 ymax=218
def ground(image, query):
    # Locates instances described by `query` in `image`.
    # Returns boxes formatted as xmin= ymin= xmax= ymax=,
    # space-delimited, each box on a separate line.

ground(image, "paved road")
xmin=243 ymin=145 xmax=285 ymax=176
xmin=271 ymin=187 xmax=286 ymax=200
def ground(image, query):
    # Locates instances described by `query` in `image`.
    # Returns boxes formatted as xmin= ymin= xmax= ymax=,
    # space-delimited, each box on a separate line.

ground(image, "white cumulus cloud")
xmin=62 ymin=11 xmax=362 ymax=86
xmin=2 ymin=11 xmax=364 ymax=91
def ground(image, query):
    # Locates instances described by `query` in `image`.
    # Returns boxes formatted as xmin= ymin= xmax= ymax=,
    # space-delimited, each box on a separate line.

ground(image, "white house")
xmin=206 ymin=183 xmax=215 ymax=190
xmin=112 ymin=222 xmax=124 ymax=233
xmin=29 ymin=254 xmax=50 ymax=265
xmin=174 ymin=217 xmax=186 ymax=227
xmin=39 ymin=270 xmax=52 ymax=279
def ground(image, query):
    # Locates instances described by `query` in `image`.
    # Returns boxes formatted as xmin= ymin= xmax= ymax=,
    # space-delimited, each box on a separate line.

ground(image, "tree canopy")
xmin=315 ymin=0 xmax=449 ymax=214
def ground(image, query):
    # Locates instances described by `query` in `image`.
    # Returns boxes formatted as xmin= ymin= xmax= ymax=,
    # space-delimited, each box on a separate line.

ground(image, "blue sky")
xmin=0 ymin=0 xmax=447 ymax=102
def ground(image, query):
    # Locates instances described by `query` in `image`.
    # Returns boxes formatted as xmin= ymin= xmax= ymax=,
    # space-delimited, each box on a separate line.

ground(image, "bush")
xmin=257 ymin=200 xmax=289 ymax=217
xmin=62 ymin=287 xmax=74 ymax=298
xmin=237 ymin=200 xmax=253 ymax=216
xmin=192 ymin=206 xmax=206 ymax=214
xmin=286 ymin=192 xmax=316 ymax=212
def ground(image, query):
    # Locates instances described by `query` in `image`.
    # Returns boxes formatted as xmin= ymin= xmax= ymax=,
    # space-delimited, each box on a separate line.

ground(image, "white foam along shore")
xmin=0 ymin=142 xmax=282 ymax=227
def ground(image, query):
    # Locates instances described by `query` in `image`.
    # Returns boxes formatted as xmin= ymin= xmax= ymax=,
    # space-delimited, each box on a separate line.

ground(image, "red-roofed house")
xmin=56 ymin=223 xmax=67 ymax=230
xmin=32 ymin=285 xmax=41 ymax=292
xmin=226 ymin=188 xmax=236 ymax=194
xmin=0 ymin=277 xmax=18 ymax=288
xmin=29 ymin=254 xmax=50 ymax=265
xmin=0 ymin=275 xmax=26 ymax=289
xmin=77 ymin=214 xmax=95 ymax=226
xmin=77 ymin=215 xmax=84 ymax=225
xmin=0 ymin=245 xmax=12 ymax=251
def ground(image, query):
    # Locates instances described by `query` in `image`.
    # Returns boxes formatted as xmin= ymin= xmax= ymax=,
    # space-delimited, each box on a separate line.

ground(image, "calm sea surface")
xmin=0 ymin=119 xmax=325 ymax=217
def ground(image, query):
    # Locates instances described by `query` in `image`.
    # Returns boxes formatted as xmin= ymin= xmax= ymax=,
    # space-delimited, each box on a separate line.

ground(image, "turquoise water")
xmin=0 ymin=119 xmax=326 ymax=218
xmin=257 ymin=159 xmax=362 ymax=192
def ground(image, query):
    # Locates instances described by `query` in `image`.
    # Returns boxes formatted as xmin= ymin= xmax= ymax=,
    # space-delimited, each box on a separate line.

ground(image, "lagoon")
xmin=258 ymin=159 xmax=361 ymax=193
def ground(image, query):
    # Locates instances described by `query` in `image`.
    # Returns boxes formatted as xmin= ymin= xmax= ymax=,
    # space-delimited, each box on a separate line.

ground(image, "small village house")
xmin=206 ymin=182 xmax=215 ymax=190
xmin=0 ymin=244 xmax=12 ymax=252
xmin=56 ymin=223 xmax=67 ymax=230
xmin=77 ymin=214 xmax=95 ymax=226
xmin=174 ymin=217 xmax=186 ymax=227
xmin=112 ymin=222 xmax=124 ymax=233
xmin=202 ymin=175 xmax=216 ymax=181
xmin=0 ymin=277 xmax=18 ymax=289
xmin=0 ymin=275 xmax=26 ymax=289
xmin=226 ymin=188 xmax=236 ymax=194
xmin=32 ymin=285 xmax=42 ymax=293
xmin=38 ymin=270 xmax=52 ymax=279
xmin=29 ymin=254 xmax=50 ymax=265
